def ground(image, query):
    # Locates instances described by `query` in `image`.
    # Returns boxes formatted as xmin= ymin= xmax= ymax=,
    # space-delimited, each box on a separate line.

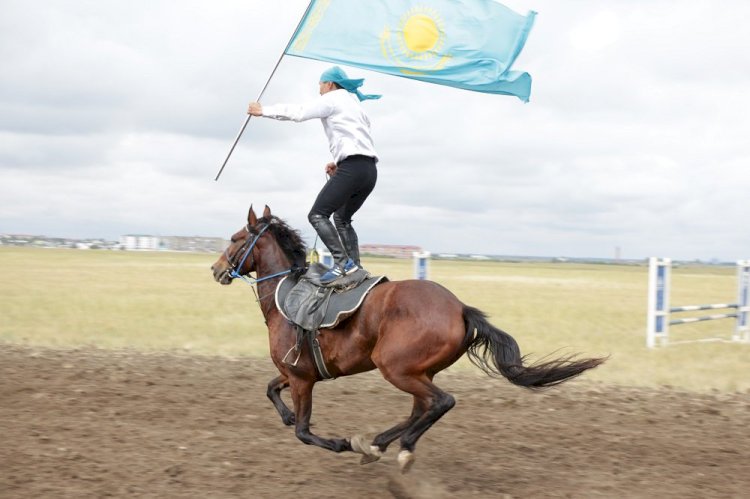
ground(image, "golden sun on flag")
xmin=399 ymin=7 xmax=445 ymax=59
xmin=381 ymin=6 xmax=450 ymax=73
xmin=403 ymin=13 xmax=440 ymax=53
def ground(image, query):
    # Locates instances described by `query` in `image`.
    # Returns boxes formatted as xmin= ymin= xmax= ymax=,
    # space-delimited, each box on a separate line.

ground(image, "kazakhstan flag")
xmin=286 ymin=0 xmax=536 ymax=102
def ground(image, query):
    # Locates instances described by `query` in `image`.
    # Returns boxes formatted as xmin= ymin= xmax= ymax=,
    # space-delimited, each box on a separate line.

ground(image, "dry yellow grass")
xmin=1 ymin=247 xmax=746 ymax=392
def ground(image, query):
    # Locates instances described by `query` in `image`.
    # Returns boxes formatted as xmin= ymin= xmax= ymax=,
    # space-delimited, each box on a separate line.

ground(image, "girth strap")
xmin=310 ymin=334 xmax=334 ymax=380
xmin=284 ymin=326 xmax=335 ymax=381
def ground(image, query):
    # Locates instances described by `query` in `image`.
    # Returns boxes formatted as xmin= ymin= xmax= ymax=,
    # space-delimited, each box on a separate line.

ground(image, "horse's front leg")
xmin=266 ymin=374 xmax=295 ymax=426
xmin=291 ymin=377 xmax=352 ymax=453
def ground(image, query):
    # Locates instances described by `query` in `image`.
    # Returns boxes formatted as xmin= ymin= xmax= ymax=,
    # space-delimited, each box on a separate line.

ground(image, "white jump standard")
xmin=646 ymin=257 xmax=750 ymax=348
xmin=413 ymin=251 xmax=430 ymax=280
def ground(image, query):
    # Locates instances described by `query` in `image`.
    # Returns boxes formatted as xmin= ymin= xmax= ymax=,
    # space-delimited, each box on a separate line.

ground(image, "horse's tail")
xmin=462 ymin=305 xmax=605 ymax=389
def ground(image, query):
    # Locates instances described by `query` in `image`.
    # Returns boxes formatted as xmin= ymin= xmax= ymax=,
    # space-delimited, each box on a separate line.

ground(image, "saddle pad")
xmin=276 ymin=272 xmax=387 ymax=331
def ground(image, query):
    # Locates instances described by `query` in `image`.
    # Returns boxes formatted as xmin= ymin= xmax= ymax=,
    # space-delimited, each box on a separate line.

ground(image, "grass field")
xmin=1 ymin=247 xmax=747 ymax=392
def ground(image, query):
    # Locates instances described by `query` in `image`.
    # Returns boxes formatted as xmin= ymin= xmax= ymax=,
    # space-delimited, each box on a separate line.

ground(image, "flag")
xmin=286 ymin=0 xmax=536 ymax=101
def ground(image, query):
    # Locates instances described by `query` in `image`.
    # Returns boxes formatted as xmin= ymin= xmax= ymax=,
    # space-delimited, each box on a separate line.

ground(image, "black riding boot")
xmin=309 ymin=214 xmax=358 ymax=284
xmin=309 ymin=213 xmax=349 ymax=266
xmin=333 ymin=216 xmax=360 ymax=266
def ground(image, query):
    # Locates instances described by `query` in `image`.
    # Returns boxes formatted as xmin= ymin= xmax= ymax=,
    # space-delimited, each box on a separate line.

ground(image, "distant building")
xmin=118 ymin=234 xmax=227 ymax=252
xmin=437 ymin=253 xmax=458 ymax=259
xmin=1 ymin=234 xmax=118 ymax=249
xmin=469 ymin=254 xmax=491 ymax=260
xmin=120 ymin=235 xmax=161 ymax=251
xmin=1 ymin=233 xmax=224 ymax=253
xmin=360 ymin=244 xmax=422 ymax=259
xmin=160 ymin=236 xmax=227 ymax=253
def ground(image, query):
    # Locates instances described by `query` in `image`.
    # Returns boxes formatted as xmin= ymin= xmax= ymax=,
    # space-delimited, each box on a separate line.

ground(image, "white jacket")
xmin=261 ymin=89 xmax=378 ymax=164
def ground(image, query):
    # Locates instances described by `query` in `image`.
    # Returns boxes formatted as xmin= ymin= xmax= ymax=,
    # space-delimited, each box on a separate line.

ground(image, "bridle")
xmin=222 ymin=222 xmax=292 ymax=286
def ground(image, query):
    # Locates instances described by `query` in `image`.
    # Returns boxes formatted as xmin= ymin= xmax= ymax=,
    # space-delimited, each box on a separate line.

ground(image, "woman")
xmin=248 ymin=66 xmax=380 ymax=285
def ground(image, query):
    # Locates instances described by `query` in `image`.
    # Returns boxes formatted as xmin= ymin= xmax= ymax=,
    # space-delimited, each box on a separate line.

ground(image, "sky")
xmin=1 ymin=0 xmax=749 ymax=261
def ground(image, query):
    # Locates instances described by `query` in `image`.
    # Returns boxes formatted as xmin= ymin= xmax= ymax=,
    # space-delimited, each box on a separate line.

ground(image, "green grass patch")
xmin=1 ymin=247 xmax=747 ymax=392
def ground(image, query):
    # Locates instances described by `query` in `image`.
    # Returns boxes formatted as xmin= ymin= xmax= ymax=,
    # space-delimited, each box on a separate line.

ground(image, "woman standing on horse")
xmin=247 ymin=66 xmax=380 ymax=285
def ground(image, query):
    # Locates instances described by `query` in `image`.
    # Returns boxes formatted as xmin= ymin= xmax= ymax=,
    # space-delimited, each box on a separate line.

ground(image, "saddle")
xmin=275 ymin=263 xmax=387 ymax=333
xmin=275 ymin=263 xmax=387 ymax=380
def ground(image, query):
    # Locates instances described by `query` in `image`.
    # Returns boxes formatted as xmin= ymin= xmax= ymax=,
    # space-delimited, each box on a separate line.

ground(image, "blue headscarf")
xmin=320 ymin=66 xmax=381 ymax=102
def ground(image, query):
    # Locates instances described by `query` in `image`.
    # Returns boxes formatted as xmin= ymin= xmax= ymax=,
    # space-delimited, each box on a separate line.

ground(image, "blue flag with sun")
xmin=286 ymin=0 xmax=536 ymax=101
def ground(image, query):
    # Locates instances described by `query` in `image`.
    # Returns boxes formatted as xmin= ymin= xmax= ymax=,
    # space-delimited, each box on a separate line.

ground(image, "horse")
xmin=211 ymin=205 xmax=605 ymax=473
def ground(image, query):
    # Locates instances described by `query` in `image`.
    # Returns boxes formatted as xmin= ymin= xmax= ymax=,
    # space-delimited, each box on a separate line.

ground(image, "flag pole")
xmin=214 ymin=0 xmax=315 ymax=182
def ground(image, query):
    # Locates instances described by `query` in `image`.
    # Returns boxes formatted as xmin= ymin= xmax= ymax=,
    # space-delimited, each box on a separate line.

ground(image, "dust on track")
xmin=2 ymin=345 xmax=749 ymax=498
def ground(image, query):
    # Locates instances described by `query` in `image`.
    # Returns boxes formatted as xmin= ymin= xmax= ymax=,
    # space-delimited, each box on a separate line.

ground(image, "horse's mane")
xmin=261 ymin=215 xmax=307 ymax=268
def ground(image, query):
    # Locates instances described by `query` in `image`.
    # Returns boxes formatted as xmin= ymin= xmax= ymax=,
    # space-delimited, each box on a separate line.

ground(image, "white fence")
xmin=646 ymin=257 xmax=750 ymax=348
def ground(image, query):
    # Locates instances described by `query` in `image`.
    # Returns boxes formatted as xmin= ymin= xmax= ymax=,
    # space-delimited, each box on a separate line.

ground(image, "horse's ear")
xmin=248 ymin=205 xmax=258 ymax=226
xmin=263 ymin=205 xmax=272 ymax=219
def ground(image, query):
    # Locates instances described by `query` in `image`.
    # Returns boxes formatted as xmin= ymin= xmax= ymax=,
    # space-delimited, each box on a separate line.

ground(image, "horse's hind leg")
xmin=290 ymin=377 xmax=352 ymax=453
xmin=350 ymin=398 xmax=426 ymax=465
xmin=370 ymin=398 xmax=426 ymax=454
xmin=266 ymin=374 xmax=295 ymax=426
xmin=382 ymin=373 xmax=456 ymax=473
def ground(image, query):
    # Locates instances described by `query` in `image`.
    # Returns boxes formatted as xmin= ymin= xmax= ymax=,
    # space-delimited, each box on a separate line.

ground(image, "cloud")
xmin=1 ymin=0 xmax=749 ymax=261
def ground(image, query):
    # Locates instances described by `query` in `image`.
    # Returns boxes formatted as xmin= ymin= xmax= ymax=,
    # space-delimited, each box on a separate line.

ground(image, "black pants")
xmin=308 ymin=155 xmax=377 ymax=266
xmin=309 ymin=155 xmax=377 ymax=223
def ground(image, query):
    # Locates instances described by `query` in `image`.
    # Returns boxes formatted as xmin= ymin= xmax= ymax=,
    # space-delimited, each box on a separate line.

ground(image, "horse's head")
xmin=211 ymin=204 xmax=271 ymax=285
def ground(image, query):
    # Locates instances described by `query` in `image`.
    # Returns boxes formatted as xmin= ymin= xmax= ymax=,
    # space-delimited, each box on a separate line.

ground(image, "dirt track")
xmin=2 ymin=345 xmax=749 ymax=498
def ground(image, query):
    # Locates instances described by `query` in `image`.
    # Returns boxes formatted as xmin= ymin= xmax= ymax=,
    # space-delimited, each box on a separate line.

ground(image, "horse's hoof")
xmin=359 ymin=453 xmax=381 ymax=465
xmin=350 ymin=434 xmax=369 ymax=454
xmin=361 ymin=444 xmax=383 ymax=464
xmin=350 ymin=435 xmax=382 ymax=464
xmin=397 ymin=450 xmax=415 ymax=474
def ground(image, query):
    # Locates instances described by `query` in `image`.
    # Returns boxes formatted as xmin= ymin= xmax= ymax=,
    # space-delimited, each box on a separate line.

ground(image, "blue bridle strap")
xmin=227 ymin=222 xmax=292 ymax=286
xmin=229 ymin=223 xmax=269 ymax=279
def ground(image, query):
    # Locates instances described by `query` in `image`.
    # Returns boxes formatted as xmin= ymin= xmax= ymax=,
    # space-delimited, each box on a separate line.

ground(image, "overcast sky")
xmin=1 ymin=0 xmax=749 ymax=260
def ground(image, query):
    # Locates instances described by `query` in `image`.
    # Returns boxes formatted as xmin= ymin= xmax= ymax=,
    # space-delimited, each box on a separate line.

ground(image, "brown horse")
xmin=211 ymin=205 xmax=605 ymax=473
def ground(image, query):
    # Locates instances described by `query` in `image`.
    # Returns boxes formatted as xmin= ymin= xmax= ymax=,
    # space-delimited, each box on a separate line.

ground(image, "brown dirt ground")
xmin=1 ymin=345 xmax=749 ymax=499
